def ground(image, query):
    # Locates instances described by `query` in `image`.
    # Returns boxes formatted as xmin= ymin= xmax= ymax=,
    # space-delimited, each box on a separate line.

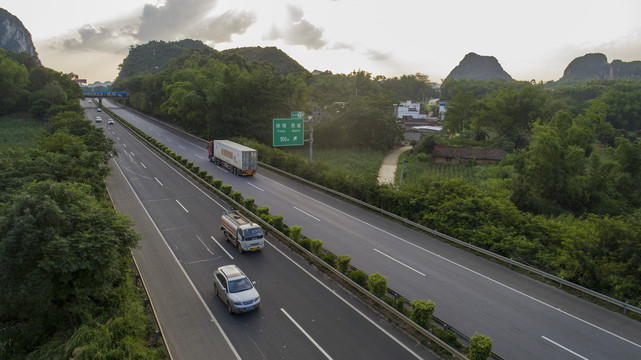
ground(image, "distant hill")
xmin=0 ymin=8 xmax=40 ymax=64
xmin=116 ymin=41 xmax=308 ymax=80
xmin=549 ymin=53 xmax=641 ymax=86
xmin=116 ymin=39 xmax=218 ymax=80
xmin=221 ymin=46 xmax=309 ymax=76
xmin=446 ymin=52 xmax=513 ymax=81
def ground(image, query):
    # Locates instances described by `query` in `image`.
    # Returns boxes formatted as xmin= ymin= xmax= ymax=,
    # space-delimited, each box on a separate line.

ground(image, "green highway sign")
xmin=273 ymin=118 xmax=304 ymax=146
xmin=291 ymin=111 xmax=304 ymax=119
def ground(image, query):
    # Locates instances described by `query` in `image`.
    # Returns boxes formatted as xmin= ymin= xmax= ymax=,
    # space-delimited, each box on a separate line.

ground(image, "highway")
xmin=101 ymin=99 xmax=641 ymax=359
xmin=84 ymin=100 xmax=436 ymax=360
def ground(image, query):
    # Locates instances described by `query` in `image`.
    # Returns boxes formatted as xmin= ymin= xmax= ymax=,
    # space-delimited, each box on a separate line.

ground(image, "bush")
xmin=348 ymin=270 xmax=368 ymax=289
xmin=271 ymin=215 xmax=284 ymax=231
xmin=256 ymin=206 xmax=270 ymax=217
xmin=180 ymin=158 xmax=188 ymax=166
xmin=368 ymin=272 xmax=387 ymax=298
xmin=469 ymin=333 xmax=493 ymax=360
xmin=231 ymin=191 xmax=242 ymax=202
xmin=175 ymin=154 xmax=183 ymax=162
xmin=435 ymin=329 xmax=461 ymax=348
xmin=395 ymin=296 xmax=407 ymax=314
xmin=289 ymin=226 xmax=302 ymax=241
xmin=323 ymin=253 xmax=337 ymax=267
xmin=337 ymin=255 xmax=351 ymax=273
xmin=221 ymin=184 xmax=232 ymax=195
xmin=204 ymin=174 xmax=213 ymax=182
xmin=192 ymin=165 xmax=200 ymax=173
xmin=186 ymin=161 xmax=194 ymax=169
xmin=410 ymin=299 xmax=435 ymax=328
xmin=199 ymin=170 xmax=208 ymax=179
xmin=244 ymin=198 xmax=255 ymax=212
xmin=310 ymin=239 xmax=323 ymax=255
xmin=212 ymin=179 xmax=223 ymax=189
xmin=298 ymin=237 xmax=311 ymax=251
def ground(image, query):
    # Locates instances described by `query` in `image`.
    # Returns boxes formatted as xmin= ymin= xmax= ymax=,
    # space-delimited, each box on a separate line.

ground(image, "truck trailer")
xmin=221 ymin=210 xmax=265 ymax=253
xmin=208 ymin=140 xmax=257 ymax=176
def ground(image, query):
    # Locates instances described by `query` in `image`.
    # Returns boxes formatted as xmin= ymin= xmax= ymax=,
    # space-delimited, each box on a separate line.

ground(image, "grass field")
xmin=0 ymin=113 xmax=44 ymax=151
xmin=284 ymin=146 xmax=384 ymax=176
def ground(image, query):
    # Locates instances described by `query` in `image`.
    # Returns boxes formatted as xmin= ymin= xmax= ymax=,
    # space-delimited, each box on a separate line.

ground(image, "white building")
xmin=393 ymin=101 xmax=427 ymax=120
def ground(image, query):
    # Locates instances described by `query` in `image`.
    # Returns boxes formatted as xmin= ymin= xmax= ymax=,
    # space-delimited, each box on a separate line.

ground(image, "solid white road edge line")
xmin=266 ymin=240 xmax=424 ymax=360
xmin=281 ymin=308 xmax=333 ymax=360
xmin=112 ymin=141 xmax=241 ymax=360
xmin=259 ymin=174 xmax=641 ymax=350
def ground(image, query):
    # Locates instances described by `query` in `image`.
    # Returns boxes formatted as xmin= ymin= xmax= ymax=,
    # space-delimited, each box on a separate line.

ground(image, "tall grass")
xmin=0 ymin=113 xmax=44 ymax=151
xmin=284 ymin=147 xmax=384 ymax=177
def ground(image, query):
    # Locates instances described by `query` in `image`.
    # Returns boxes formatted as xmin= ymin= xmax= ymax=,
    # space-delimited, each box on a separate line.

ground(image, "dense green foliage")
xmin=0 ymin=49 xmax=82 ymax=118
xmin=113 ymin=44 xmax=439 ymax=152
xmin=113 ymin=42 xmax=641 ymax=306
xmin=221 ymin=46 xmax=308 ymax=76
xmin=0 ymin=56 xmax=164 ymax=359
xmin=0 ymin=114 xmax=43 ymax=151
xmin=116 ymin=39 xmax=215 ymax=80
xmin=469 ymin=333 xmax=493 ymax=360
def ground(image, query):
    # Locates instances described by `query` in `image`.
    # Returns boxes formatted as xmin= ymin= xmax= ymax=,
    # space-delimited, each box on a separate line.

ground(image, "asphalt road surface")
xmin=101 ymin=99 xmax=641 ymax=360
xmin=86 ymin=100 xmax=437 ymax=360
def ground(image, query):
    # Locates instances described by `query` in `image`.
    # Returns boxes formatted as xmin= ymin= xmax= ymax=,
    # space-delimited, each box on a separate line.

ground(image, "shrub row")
xmin=104 ymin=109 xmax=492 ymax=359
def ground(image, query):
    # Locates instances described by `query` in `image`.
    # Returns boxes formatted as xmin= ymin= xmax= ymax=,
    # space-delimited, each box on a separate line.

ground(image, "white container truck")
xmin=221 ymin=210 xmax=265 ymax=253
xmin=208 ymin=140 xmax=257 ymax=176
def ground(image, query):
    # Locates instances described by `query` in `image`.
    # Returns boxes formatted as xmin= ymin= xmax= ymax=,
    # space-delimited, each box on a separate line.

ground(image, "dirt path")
xmin=377 ymin=145 xmax=413 ymax=184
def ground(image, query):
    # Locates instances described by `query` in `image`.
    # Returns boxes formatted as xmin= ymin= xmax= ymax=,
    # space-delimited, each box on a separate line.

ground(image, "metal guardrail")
xmin=103 ymin=101 xmax=640 ymax=359
xmin=257 ymin=162 xmax=641 ymax=317
xmin=105 ymin=182 xmax=171 ymax=358
xmin=102 ymin=107 xmax=470 ymax=359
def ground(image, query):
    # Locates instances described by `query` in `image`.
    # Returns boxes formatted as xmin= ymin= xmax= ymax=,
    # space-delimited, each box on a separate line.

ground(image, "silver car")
xmin=214 ymin=265 xmax=260 ymax=314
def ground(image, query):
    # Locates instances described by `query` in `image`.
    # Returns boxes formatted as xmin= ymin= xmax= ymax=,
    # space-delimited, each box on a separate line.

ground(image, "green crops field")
xmin=0 ymin=113 xmax=44 ymax=151
xmin=284 ymin=147 xmax=384 ymax=177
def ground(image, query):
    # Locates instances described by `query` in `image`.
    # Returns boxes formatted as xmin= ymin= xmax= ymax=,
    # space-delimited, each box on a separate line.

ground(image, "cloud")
xmin=136 ymin=0 xmax=218 ymax=41
xmin=61 ymin=24 xmax=134 ymax=53
xmin=331 ymin=42 xmax=355 ymax=51
xmin=365 ymin=49 xmax=392 ymax=62
xmin=56 ymin=0 xmax=258 ymax=53
xmin=264 ymin=5 xmax=327 ymax=50
xmin=198 ymin=10 xmax=257 ymax=43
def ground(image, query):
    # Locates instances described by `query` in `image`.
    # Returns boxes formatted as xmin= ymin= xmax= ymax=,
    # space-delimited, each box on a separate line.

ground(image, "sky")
xmin=3 ymin=0 xmax=641 ymax=83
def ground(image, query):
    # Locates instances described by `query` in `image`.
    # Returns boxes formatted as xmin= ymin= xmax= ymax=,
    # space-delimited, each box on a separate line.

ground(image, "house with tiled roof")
xmin=432 ymin=145 xmax=507 ymax=164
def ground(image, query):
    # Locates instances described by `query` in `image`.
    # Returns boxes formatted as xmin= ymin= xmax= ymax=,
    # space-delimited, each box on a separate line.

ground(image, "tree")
xmin=469 ymin=333 xmax=493 ymax=360
xmin=409 ymin=299 xmax=435 ymax=328
xmin=368 ymin=272 xmax=388 ymax=298
xmin=441 ymin=91 xmax=478 ymax=135
xmin=476 ymin=84 xmax=550 ymax=147
xmin=0 ymin=52 xmax=30 ymax=114
xmin=0 ymin=180 xmax=139 ymax=355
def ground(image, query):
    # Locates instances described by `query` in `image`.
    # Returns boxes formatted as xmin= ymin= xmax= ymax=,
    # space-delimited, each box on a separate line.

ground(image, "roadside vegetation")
xmin=111 ymin=42 xmax=641 ymax=310
xmin=0 ymin=49 xmax=166 ymax=359
xmin=0 ymin=113 xmax=43 ymax=151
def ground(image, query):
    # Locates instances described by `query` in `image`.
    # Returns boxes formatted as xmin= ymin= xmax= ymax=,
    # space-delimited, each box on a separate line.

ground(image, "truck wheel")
xmin=237 ymin=242 xmax=243 ymax=253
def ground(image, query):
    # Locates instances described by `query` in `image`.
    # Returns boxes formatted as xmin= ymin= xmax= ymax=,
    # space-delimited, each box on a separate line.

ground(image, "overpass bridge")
xmin=82 ymin=91 xmax=128 ymax=105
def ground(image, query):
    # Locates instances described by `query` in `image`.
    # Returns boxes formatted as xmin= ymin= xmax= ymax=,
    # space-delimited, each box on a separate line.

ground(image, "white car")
xmin=95 ymin=116 xmax=102 ymax=123
xmin=107 ymin=119 xmax=114 ymax=125
xmin=214 ymin=265 xmax=260 ymax=314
